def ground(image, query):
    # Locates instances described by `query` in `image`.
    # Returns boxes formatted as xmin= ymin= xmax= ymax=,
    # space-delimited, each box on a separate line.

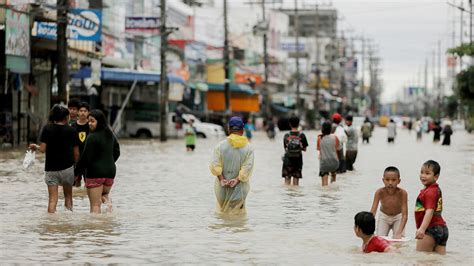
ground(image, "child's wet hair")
xmin=48 ymin=104 xmax=69 ymax=122
xmin=289 ymin=116 xmax=300 ymax=128
xmin=354 ymin=211 xmax=375 ymax=235
xmin=67 ymin=98 xmax=80 ymax=108
xmin=423 ymin=160 xmax=441 ymax=176
xmin=384 ymin=166 xmax=400 ymax=178
xmin=79 ymin=101 xmax=90 ymax=111
xmin=321 ymin=121 xmax=332 ymax=135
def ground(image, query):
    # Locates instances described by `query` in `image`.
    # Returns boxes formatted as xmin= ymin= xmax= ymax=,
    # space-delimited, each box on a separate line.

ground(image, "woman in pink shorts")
xmin=75 ymin=110 xmax=120 ymax=213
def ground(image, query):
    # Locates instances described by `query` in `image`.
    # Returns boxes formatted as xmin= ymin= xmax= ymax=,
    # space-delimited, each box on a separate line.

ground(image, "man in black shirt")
xmin=71 ymin=102 xmax=90 ymax=187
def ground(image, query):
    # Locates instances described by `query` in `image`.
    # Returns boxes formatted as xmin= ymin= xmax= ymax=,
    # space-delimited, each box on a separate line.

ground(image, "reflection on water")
xmin=36 ymin=214 xmax=120 ymax=238
xmin=0 ymin=129 xmax=473 ymax=263
xmin=209 ymin=214 xmax=249 ymax=233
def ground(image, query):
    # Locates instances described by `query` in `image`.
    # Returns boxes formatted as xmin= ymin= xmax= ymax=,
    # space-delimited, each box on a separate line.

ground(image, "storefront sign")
xmin=125 ymin=16 xmax=160 ymax=33
xmin=280 ymin=42 xmax=305 ymax=52
xmin=168 ymin=82 xmax=185 ymax=102
xmin=91 ymin=59 xmax=101 ymax=86
xmin=68 ymin=9 xmax=101 ymax=41
xmin=5 ymin=9 xmax=29 ymax=57
xmin=5 ymin=9 xmax=30 ymax=73
xmin=33 ymin=9 xmax=102 ymax=41
xmin=0 ymin=0 xmax=6 ymax=24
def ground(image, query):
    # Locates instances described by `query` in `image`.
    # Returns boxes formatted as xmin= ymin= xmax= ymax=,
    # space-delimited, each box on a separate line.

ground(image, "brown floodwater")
xmin=0 ymin=128 xmax=473 ymax=264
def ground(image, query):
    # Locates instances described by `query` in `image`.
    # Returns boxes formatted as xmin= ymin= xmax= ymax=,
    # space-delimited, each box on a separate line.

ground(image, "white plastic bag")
xmin=23 ymin=150 xmax=35 ymax=170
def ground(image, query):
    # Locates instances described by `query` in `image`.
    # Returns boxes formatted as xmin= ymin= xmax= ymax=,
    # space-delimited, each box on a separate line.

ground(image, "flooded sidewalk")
xmin=0 ymin=128 xmax=473 ymax=264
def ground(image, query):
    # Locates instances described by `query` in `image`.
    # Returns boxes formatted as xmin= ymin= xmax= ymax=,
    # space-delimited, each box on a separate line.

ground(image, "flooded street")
xmin=1 ymin=128 xmax=473 ymax=264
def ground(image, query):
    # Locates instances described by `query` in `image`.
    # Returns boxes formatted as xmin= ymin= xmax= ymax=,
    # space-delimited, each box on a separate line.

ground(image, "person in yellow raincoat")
xmin=210 ymin=116 xmax=255 ymax=215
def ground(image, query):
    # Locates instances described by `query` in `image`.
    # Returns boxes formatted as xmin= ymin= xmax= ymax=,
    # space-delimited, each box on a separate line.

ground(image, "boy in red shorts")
xmin=415 ymin=160 xmax=448 ymax=254
xmin=354 ymin=211 xmax=393 ymax=253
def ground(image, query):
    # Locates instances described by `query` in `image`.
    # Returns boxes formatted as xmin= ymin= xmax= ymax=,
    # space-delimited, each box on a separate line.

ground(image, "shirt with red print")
xmin=363 ymin=236 xmax=390 ymax=253
xmin=415 ymin=183 xmax=446 ymax=229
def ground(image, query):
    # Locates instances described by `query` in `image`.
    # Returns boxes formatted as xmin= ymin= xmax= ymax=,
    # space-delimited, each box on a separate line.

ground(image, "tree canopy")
xmin=448 ymin=43 xmax=474 ymax=57
xmin=457 ymin=65 xmax=474 ymax=100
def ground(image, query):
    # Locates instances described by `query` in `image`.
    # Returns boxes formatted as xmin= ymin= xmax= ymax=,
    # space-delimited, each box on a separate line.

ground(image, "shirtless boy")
xmin=370 ymin=166 xmax=408 ymax=239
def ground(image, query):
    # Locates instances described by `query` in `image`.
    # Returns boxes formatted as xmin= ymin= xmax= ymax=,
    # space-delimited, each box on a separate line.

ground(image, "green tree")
xmin=448 ymin=43 xmax=474 ymax=132
xmin=456 ymin=65 xmax=474 ymax=100
xmin=447 ymin=43 xmax=474 ymax=57
xmin=456 ymin=65 xmax=474 ymax=132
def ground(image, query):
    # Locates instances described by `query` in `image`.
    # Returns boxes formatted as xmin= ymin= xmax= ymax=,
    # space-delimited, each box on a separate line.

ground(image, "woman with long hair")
xmin=29 ymin=104 xmax=80 ymax=213
xmin=75 ymin=109 xmax=120 ymax=213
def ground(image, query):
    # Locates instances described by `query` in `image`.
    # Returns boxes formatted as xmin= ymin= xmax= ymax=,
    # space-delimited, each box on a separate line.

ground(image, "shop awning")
xmin=71 ymin=67 xmax=92 ymax=79
xmin=101 ymin=68 xmax=186 ymax=84
xmin=70 ymin=67 xmax=186 ymax=85
xmin=207 ymin=83 xmax=257 ymax=95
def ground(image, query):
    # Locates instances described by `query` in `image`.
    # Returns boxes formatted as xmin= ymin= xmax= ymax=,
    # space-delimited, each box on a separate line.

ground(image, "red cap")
xmin=332 ymin=113 xmax=342 ymax=123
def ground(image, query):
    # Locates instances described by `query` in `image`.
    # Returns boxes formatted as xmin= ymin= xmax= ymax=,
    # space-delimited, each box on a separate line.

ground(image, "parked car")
xmin=181 ymin=113 xmax=225 ymax=138
xmin=125 ymin=112 xmax=183 ymax=138
xmin=125 ymin=112 xmax=225 ymax=139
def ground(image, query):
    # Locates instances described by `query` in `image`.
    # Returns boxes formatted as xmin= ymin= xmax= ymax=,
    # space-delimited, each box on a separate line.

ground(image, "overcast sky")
xmin=329 ymin=0 xmax=454 ymax=103
xmin=224 ymin=0 xmax=464 ymax=103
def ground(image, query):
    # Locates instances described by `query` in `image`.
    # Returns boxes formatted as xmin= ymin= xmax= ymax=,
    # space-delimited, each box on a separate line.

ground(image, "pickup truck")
xmin=125 ymin=112 xmax=225 ymax=139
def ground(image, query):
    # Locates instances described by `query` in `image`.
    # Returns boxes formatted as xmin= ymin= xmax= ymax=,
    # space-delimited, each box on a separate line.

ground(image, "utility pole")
xmin=453 ymin=1 xmax=456 ymax=49
xmin=243 ymin=0 xmax=271 ymax=117
xmin=57 ymin=0 xmax=68 ymax=104
xmin=438 ymin=40 xmax=442 ymax=119
xmin=460 ymin=0 xmax=464 ymax=69
xmin=314 ymin=4 xmax=321 ymax=124
xmin=470 ymin=0 xmax=472 ymax=45
xmin=314 ymin=4 xmax=320 ymax=128
xmin=424 ymin=58 xmax=428 ymax=95
xmin=367 ymin=48 xmax=374 ymax=116
xmin=262 ymin=0 xmax=271 ymax=118
xmin=294 ymin=0 xmax=301 ymax=117
xmin=159 ymin=0 xmax=169 ymax=142
xmin=223 ymin=0 xmax=231 ymax=118
xmin=432 ymin=49 xmax=437 ymax=117
xmin=424 ymin=57 xmax=428 ymax=116
xmin=360 ymin=37 xmax=365 ymax=99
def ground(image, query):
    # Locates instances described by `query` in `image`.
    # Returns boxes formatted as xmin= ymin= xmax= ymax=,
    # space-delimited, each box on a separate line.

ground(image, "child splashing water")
xmin=354 ymin=211 xmax=393 ymax=253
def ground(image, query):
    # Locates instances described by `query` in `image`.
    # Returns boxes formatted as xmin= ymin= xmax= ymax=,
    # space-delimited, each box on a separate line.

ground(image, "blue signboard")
xmin=34 ymin=9 xmax=102 ymax=41
xmin=280 ymin=43 xmax=305 ymax=52
xmin=35 ymin=22 xmax=57 ymax=39
xmin=68 ymin=9 xmax=102 ymax=41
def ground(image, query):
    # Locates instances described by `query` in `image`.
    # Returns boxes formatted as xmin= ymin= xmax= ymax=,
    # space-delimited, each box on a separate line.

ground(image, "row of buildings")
xmin=0 ymin=0 xmax=381 ymax=146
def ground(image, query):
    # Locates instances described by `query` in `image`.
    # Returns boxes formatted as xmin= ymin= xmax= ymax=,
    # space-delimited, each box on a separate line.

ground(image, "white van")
xmin=125 ymin=113 xmax=225 ymax=139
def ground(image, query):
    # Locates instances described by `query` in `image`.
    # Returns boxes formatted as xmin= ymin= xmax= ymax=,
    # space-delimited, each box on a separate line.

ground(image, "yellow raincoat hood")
xmin=227 ymin=134 xmax=248 ymax=148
